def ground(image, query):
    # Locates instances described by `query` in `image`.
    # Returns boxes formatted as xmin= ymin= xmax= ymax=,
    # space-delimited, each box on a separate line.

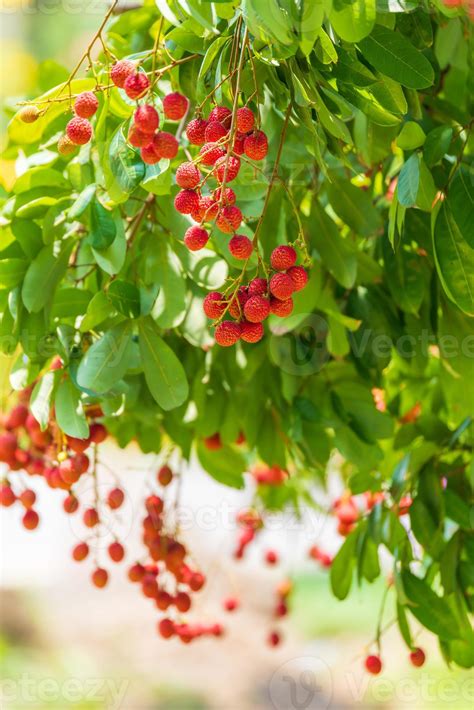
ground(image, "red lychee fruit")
xmin=271 ymin=245 xmax=297 ymax=271
xmin=158 ymin=618 xmax=175 ymax=638
xmin=269 ymin=273 xmax=295 ymax=300
xmin=205 ymin=121 xmax=228 ymax=143
xmin=198 ymin=196 xmax=219 ymax=221
xmin=229 ymin=234 xmax=253 ymax=260
xmin=199 ymin=142 xmax=226 ymax=166
xmin=123 ymin=72 xmax=150 ymax=100
xmin=89 ymin=423 xmax=107 ymax=444
xmin=213 ymin=186 xmax=236 ymax=205
xmin=236 ymin=106 xmax=255 ymax=133
xmin=244 ymin=130 xmax=268 ymax=160
xmin=240 ymin=321 xmax=264 ymax=343
xmin=267 ymin=631 xmax=281 ymax=647
xmin=209 ymin=105 xmax=232 ymax=128
xmin=158 ymin=465 xmax=173 ymax=486
xmin=63 ymin=495 xmax=79 ymax=514
xmin=184 ymin=225 xmax=209 ymax=251
xmin=215 ymin=321 xmax=241 ymax=347
xmin=74 ymin=91 xmax=99 ymax=118
xmin=409 ymin=648 xmax=425 ymax=667
xmin=163 ymin=92 xmax=189 ymax=120
xmin=107 ymin=487 xmax=124 ymax=510
xmin=176 ymin=161 xmax=201 ymax=189
xmin=223 ymin=596 xmax=239 ymax=612
xmin=66 ymin=117 xmax=92 ymax=145
xmin=248 ymin=278 xmax=268 ymax=297
xmin=365 ymin=655 xmax=382 ymax=675
xmin=19 ymin=489 xmax=36 ymax=509
xmin=110 ymin=59 xmax=136 ymax=88
xmin=203 ymin=292 xmax=226 ymax=319
xmin=141 ymin=143 xmax=160 ymax=164
xmin=153 ymin=131 xmax=179 ymax=159
xmin=134 ymin=104 xmax=159 ymax=134
xmin=22 ymin=509 xmax=39 ymax=530
xmin=0 ymin=484 xmax=16 ymax=506
xmin=216 ymin=205 xmax=242 ymax=233
xmin=175 ymin=189 xmax=200 ymax=215
xmin=186 ymin=118 xmax=208 ymax=145
xmin=244 ymin=295 xmax=270 ymax=323
xmin=83 ymin=507 xmax=99 ymax=528
xmin=287 ymin=265 xmax=308 ymax=292
xmin=72 ymin=542 xmax=89 ymax=561
xmin=270 ymin=296 xmax=293 ymax=317
xmin=108 ymin=541 xmax=125 ymax=563
xmin=91 ymin=567 xmax=108 ymax=588
xmin=214 ymin=155 xmax=241 ymax=183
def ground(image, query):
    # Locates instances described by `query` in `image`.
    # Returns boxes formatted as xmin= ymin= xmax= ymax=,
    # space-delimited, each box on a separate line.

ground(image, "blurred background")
xmin=0 ymin=3 xmax=473 ymax=709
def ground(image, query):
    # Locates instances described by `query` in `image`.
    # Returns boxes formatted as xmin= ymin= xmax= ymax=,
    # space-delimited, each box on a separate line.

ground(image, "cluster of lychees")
xmin=203 ymin=245 xmax=309 ymax=346
xmin=126 ymin=466 xmax=223 ymax=644
xmin=0 ymin=380 xmax=106 ymax=531
xmin=333 ymin=489 xmax=411 ymax=538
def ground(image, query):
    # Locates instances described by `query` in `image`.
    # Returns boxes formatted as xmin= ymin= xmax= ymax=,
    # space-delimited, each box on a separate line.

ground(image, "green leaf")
xmin=396 ymin=121 xmax=426 ymax=150
xmin=107 ymin=280 xmax=141 ymax=318
xmin=80 ymin=291 xmax=115 ymax=332
xmin=147 ymin=241 xmax=186 ymax=329
xmin=55 ymin=378 xmax=89 ymax=439
xmin=68 ymin=184 xmax=96 ymax=220
xmin=22 ymin=240 xmax=74 ymax=313
xmin=196 ymin=440 xmax=246 ymax=489
xmin=310 ymin=203 xmax=357 ymax=288
xmin=13 ymin=168 xmax=69 ymax=194
xmin=398 ymin=154 xmax=420 ymax=207
xmin=433 ymin=202 xmax=474 ymax=316
xmin=330 ymin=0 xmax=376 ymax=42
xmin=141 ymin=161 xmax=172 ymax=196
xmin=449 ymin=168 xmax=474 ymax=249
xmin=0 ymin=259 xmax=28 ymax=289
xmin=89 ymin=201 xmax=117 ymax=249
xmin=51 ymin=288 xmax=93 ymax=319
xmin=91 ymin=216 xmax=126 ymax=276
xmin=330 ymin=529 xmax=358 ymax=599
xmin=358 ymin=25 xmax=435 ymax=89
xmin=326 ymin=176 xmax=382 ymax=237
xmin=397 ymin=602 xmax=413 ymax=649
xmin=401 ymin=571 xmax=464 ymax=640
xmin=423 ymin=126 xmax=453 ymax=167
xmin=76 ymin=322 xmax=133 ymax=394
xmin=30 ymin=371 xmax=58 ymax=430
xmin=138 ymin=316 xmax=189 ymax=411
xmin=106 ymin=128 xmax=146 ymax=203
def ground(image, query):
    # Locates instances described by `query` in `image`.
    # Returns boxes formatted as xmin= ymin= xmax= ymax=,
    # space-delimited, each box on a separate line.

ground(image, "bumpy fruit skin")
xmin=92 ymin=568 xmax=108 ymax=588
xmin=233 ymin=132 xmax=246 ymax=155
xmin=198 ymin=196 xmax=219 ymax=221
xmin=229 ymin=287 xmax=249 ymax=319
xmin=175 ymin=189 xmax=200 ymax=215
xmin=66 ymin=117 xmax=92 ymax=145
xmin=269 ymin=273 xmax=295 ymax=300
xmin=287 ymin=265 xmax=308 ymax=291
xmin=365 ymin=655 xmax=382 ymax=675
xmin=236 ymin=106 xmax=255 ymax=133
xmin=229 ymin=235 xmax=253 ymax=260
xmin=241 ymin=321 xmax=264 ymax=343
xmin=244 ymin=295 xmax=270 ymax=323
xmin=205 ymin=121 xmax=227 ymax=143
xmin=213 ymin=187 xmax=236 ymax=205
xmin=209 ymin=105 xmax=232 ymax=128
xmin=134 ymin=104 xmax=159 ymax=134
xmin=203 ymin=292 xmax=226 ymax=319
xmin=153 ymin=131 xmax=179 ymax=159
xmin=215 ymin=321 xmax=241 ymax=346
xmin=244 ymin=130 xmax=268 ymax=160
xmin=199 ymin=142 xmax=225 ymax=166
xmin=248 ymin=277 xmax=268 ymax=296
xmin=184 ymin=225 xmax=209 ymax=251
xmin=186 ymin=118 xmax=208 ymax=145
xmin=214 ymin=155 xmax=241 ymax=183
xmin=19 ymin=105 xmax=40 ymax=123
xmin=74 ymin=91 xmax=99 ymax=118
xmin=216 ymin=205 xmax=242 ymax=233
xmin=57 ymin=135 xmax=76 ymax=155
xmin=124 ymin=72 xmax=150 ymax=100
xmin=176 ymin=162 xmax=201 ymax=189
xmin=271 ymin=245 xmax=297 ymax=271
xmin=270 ymin=296 xmax=293 ymax=317
xmin=128 ymin=125 xmax=151 ymax=148
xmin=22 ymin=509 xmax=39 ymax=530
xmin=110 ymin=59 xmax=136 ymax=88
xmin=409 ymin=648 xmax=425 ymax=667
xmin=163 ymin=92 xmax=189 ymax=120
xmin=0 ymin=432 xmax=18 ymax=462
xmin=141 ymin=144 xmax=159 ymax=164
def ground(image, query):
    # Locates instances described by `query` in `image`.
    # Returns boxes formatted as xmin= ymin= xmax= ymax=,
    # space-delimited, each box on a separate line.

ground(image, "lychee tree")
xmin=1 ymin=0 xmax=473 ymax=669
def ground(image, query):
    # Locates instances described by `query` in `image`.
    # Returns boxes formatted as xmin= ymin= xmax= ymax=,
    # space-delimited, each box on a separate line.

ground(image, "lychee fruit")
xmin=199 ymin=142 xmax=225 ymax=166
xmin=57 ymin=135 xmax=76 ymax=155
xmin=74 ymin=91 xmax=98 ymax=118
xmin=214 ymin=321 xmax=241 ymax=347
xmin=108 ymin=541 xmax=125 ymax=563
xmin=270 ymin=297 xmax=293 ymax=317
xmin=205 ymin=121 xmax=228 ymax=143
xmin=198 ymin=196 xmax=219 ymax=221
xmin=123 ymin=72 xmax=150 ymax=100
xmin=409 ymin=648 xmax=425 ymax=667
xmin=186 ymin=118 xmax=208 ymax=145
xmin=244 ymin=130 xmax=268 ymax=160
xmin=213 ymin=186 xmax=236 ymax=205
xmin=209 ymin=105 xmax=232 ymax=127
xmin=72 ymin=542 xmax=89 ymax=561
xmin=91 ymin=567 xmax=108 ymax=588
xmin=153 ymin=131 xmax=179 ymax=159
xmin=248 ymin=278 xmax=268 ymax=296
xmin=216 ymin=205 xmax=242 ymax=233
xmin=214 ymin=155 xmax=240 ymax=183
xmin=175 ymin=189 xmax=200 ymax=215
xmin=365 ymin=655 xmax=382 ymax=675
xmin=66 ymin=117 xmax=92 ymax=145
xmin=22 ymin=509 xmax=39 ymax=530
xmin=184 ymin=225 xmax=209 ymax=251
xmin=19 ymin=105 xmax=40 ymax=123
xmin=269 ymin=273 xmax=294 ymax=300
xmin=236 ymin=106 xmax=254 ymax=133
xmin=110 ymin=59 xmax=136 ymax=88
xmin=244 ymin=295 xmax=270 ymax=323
xmin=134 ymin=104 xmax=159 ymax=134
xmin=271 ymin=245 xmax=297 ymax=271
xmin=287 ymin=265 xmax=308 ymax=292
xmin=163 ymin=92 xmax=189 ymax=120
xmin=203 ymin=292 xmax=226 ymax=319
xmin=229 ymin=234 xmax=253 ymax=260
xmin=176 ymin=161 xmax=201 ymax=189
xmin=240 ymin=321 xmax=264 ymax=343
